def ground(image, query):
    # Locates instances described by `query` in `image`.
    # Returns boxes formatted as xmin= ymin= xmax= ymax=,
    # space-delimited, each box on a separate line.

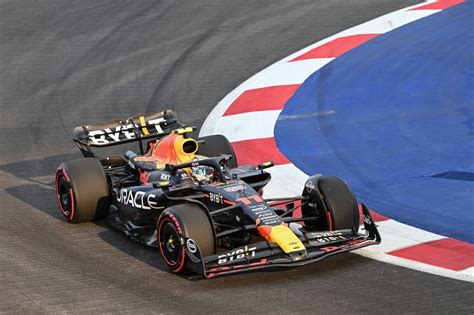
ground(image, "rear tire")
xmin=55 ymin=158 xmax=110 ymax=223
xmin=198 ymin=134 xmax=238 ymax=168
xmin=157 ymin=204 xmax=215 ymax=274
xmin=318 ymin=176 xmax=359 ymax=234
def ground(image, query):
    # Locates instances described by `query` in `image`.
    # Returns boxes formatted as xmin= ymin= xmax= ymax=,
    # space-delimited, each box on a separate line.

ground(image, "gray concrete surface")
xmin=1 ymin=0 xmax=473 ymax=313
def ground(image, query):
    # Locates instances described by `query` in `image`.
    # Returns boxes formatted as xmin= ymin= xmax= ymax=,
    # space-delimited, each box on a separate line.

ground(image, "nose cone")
xmin=287 ymin=249 xmax=308 ymax=261
xmin=258 ymin=224 xmax=306 ymax=254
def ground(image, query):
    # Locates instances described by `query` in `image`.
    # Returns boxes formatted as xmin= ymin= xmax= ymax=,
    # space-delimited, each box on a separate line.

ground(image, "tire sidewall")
xmin=319 ymin=176 xmax=359 ymax=234
xmin=55 ymin=158 xmax=110 ymax=223
xmin=157 ymin=210 xmax=187 ymax=273
xmin=197 ymin=134 xmax=238 ymax=168
xmin=302 ymin=175 xmax=330 ymax=231
xmin=157 ymin=204 xmax=215 ymax=274
xmin=55 ymin=166 xmax=75 ymax=222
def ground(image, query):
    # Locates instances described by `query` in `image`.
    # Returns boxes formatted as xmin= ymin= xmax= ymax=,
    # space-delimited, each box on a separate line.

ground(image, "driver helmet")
xmin=191 ymin=165 xmax=214 ymax=183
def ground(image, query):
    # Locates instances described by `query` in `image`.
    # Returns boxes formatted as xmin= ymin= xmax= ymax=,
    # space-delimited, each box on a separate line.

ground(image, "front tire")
xmin=197 ymin=134 xmax=238 ymax=168
xmin=302 ymin=176 xmax=359 ymax=234
xmin=318 ymin=176 xmax=359 ymax=234
xmin=157 ymin=204 xmax=215 ymax=274
xmin=55 ymin=158 xmax=110 ymax=223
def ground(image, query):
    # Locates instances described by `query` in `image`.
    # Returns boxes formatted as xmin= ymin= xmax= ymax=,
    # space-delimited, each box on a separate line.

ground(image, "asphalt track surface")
xmin=1 ymin=1 xmax=473 ymax=313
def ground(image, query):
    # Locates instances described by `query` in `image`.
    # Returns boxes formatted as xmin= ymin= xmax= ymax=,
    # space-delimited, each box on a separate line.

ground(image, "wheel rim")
xmin=57 ymin=176 xmax=72 ymax=216
xmin=160 ymin=221 xmax=181 ymax=265
xmin=55 ymin=170 xmax=75 ymax=221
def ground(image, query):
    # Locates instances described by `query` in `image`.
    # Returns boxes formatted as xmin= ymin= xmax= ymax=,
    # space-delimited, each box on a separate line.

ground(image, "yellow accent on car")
xmin=139 ymin=116 xmax=149 ymax=136
xmin=172 ymin=127 xmax=194 ymax=135
xmin=269 ymin=225 xmax=305 ymax=253
xmin=174 ymin=136 xmax=198 ymax=158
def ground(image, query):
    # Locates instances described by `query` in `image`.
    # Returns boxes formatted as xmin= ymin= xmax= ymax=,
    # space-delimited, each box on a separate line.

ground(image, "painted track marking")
xmin=200 ymin=0 xmax=473 ymax=282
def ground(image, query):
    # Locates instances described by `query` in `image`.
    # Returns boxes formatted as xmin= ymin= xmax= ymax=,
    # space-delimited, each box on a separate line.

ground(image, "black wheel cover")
xmin=55 ymin=170 xmax=74 ymax=222
xmin=160 ymin=221 xmax=181 ymax=265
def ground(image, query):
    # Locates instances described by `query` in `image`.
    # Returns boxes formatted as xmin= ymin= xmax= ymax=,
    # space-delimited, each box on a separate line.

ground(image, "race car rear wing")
xmin=73 ymin=110 xmax=183 ymax=157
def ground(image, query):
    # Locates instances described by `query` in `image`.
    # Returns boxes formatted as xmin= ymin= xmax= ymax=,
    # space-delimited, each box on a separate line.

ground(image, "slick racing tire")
xmin=197 ymin=134 xmax=238 ymax=168
xmin=318 ymin=176 xmax=359 ymax=235
xmin=302 ymin=176 xmax=359 ymax=234
xmin=55 ymin=158 xmax=110 ymax=223
xmin=157 ymin=204 xmax=215 ymax=274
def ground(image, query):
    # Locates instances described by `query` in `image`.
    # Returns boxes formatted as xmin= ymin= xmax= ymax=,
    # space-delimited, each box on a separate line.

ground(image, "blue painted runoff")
xmin=275 ymin=1 xmax=474 ymax=243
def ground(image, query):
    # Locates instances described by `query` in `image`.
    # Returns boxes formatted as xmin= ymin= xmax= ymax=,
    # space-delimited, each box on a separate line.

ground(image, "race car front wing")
xmin=184 ymin=203 xmax=381 ymax=278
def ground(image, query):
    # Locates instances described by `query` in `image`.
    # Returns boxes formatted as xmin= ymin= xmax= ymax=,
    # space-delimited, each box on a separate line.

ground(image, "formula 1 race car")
xmin=55 ymin=110 xmax=381 ymax=277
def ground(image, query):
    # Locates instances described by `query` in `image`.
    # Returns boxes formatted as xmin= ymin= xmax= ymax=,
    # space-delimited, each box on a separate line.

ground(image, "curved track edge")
xmin=200 ymin=0 xmax=474 ymax=282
